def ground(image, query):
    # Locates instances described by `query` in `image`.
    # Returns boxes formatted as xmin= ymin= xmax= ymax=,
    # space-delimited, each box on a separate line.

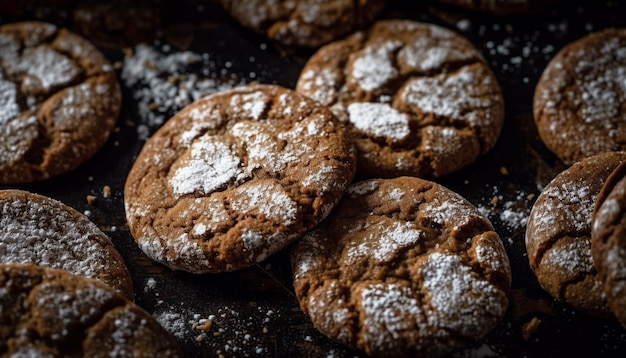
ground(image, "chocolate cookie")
xmin=296 ymin=19 xmax=504 ymax=179
xmin=525 ymin=151 xmax=626 ymax=318
xmin=533 ymin=28 xmax=626 ymax=165
xmin=433 ymin=0 xmax=559 ymax=16
xmin=291 ymin=176 xmax=511 ymax=357
xmin=219 ymin=0 xmax=386 ymax=48
xmin=592 ymin=160 xmax=626 ymax=328
xmin=0 ymin=263 xmax=182 ymax=357
xmin=0 ymin=189 xmax=134 ymax=300
xmin=124 ymin=84 xmax=356 ymax=273
xmin=0 ymin=21 xmax=122 ymax=184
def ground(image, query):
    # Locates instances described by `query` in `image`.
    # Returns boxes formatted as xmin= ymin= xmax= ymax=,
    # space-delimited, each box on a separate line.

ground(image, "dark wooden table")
xmin=2 ymin=0 xmax=626 ymax=356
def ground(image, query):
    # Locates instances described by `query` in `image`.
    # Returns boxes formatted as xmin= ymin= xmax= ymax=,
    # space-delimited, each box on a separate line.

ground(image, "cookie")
xmin=124 ymin=84 xmax=357 ymax=273
xmin=219 ymin=0 xmax=386 ymax=48
xmin=433 ymin=0 xmax=559 ymax=16
xmin=533 ymin=28 xmax=626 ymax=166
xmin=525 ymin=151 xmax=626 ymax=318
xmin=0 ymin=189 xmax=134 ymax=300
xmin=296 ymin=19 xmax=504 ymax=179
xmin=0 ymin=263 xmax=182 ymax=357
xmin=291 ymin=176 xmax=511 ymax=357
xmin=591 ymin=160 xmax=626 ymax=328
xmin=0 ymin=21 xmax=122 ymax=184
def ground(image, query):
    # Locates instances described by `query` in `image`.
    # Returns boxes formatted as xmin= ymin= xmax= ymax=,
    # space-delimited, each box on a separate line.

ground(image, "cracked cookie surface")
xmin=219 ymin=0 xmax=386 ymax=48
xmin=296 ymin=19 xmax=504 ymax=179
xmin=0 ymin=189 xmax=134 ymax=300
xmin=533 ymin=28 xmax=626 ymax=165
xmin=291 ymin=176 xmax=511 ymax=357
xmin=124 ymin=84 xmax=356 ymax=273
xmin=526 ymin=151 xmax=626 ymax=318
xmin=0 ymin=263 xmax=182 ymax=357
xmin=0 ymin=21 xmax=121 ymax=184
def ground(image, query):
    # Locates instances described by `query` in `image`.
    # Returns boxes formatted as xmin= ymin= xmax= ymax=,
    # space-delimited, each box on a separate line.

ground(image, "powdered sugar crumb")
xmin=347 ymin=102 xmax=410 ymax=141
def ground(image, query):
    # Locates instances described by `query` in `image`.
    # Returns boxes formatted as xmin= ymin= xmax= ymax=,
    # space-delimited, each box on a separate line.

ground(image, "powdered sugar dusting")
xmin=348 ymin=222 xmax=423 ymax=263
xmin=0 ymin=79 xmax=19 ymax=125
xmin=231 ymin=182 xmax=298 ymax=225
xmin=421 ymin=188 xmax=483 ymax=229
xmin=352 ymin=41 xmax=402 ymax=91
xmin=139 ymin=233 xmax=211 ymax=272
xmin=347 ymin=102 xmax=410 ymax=141
xmin=545 ymin=239 xmax=595 ymax=274
xmin=8 ymin=46 xmax=80 ymax=93
xmin=169 ymin=136 xmax=241 ymax=197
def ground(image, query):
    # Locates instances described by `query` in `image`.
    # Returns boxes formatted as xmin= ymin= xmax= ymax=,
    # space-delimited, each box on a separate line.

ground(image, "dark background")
xmin=1 ymin=0 xmax=626 ymax=356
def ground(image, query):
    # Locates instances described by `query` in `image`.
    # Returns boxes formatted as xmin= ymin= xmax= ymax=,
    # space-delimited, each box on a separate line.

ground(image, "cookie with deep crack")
xmin=592 ymin=160 xmax=626 ymax=328
xmin=0 ymin=263 xmax=182 ymax=357
xmin=0 ymin=21 xmax=122 ymax=184
xmin=124 ymin=84 xmax=356 ymax=273
xmin=219 ymin=0 xmax=386 ymax=48
xmin=525 ymin=151 xmax=626 ymax=318
xmin=533 ymin=28 xmax=626 ymax=165
xmin=291 ymin=176 xmax=511 ymax=357
xmin=296 ymin=19 xmax=504 ymax=179
xmin=0 ymin=189 xmax=134 ymax=300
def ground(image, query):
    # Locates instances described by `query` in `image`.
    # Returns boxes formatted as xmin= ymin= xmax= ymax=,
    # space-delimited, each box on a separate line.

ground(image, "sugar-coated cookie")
xmin=0 ymin=263 xmax=182 ymax=357
xmin=526 ymin=151 xmax=626 ymax=318
xmin=220 ymin=0 xmax=386 ymax=48
xmin=534 ymin=28 xmax=626 ymax=165
xmin=0 ymin=21 xmax=121 ymax=184
xmin=0 ymin=189 xmax=134 ymax=300
xmin=125 ymin=84 xmax=356 ymax=273
xmin=291 ymin=176 xmax=511 ymax=357
xmin=296 ymin=19 xmax=504 ymax=179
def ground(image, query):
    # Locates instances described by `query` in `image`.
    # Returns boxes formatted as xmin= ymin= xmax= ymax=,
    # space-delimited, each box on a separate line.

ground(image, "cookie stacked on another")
xmin=296 ymin=19 xmax=505 ymax=179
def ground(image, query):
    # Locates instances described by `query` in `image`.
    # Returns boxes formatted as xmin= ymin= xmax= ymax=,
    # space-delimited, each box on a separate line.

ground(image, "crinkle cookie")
xmin=296 ymin=19 xmax=504 ymax=179
xmin=0 ymin=189 xmax=134 ymax=300
xmin=124 ymin=84 xmax=356 ymax=273
xmin=533 ymin=28 xmax=626 ymax=165
xmin=0 ymin=21 xmax=122 ymax=184
xmin=219 ymin=0 xmax=386 ymax=48
xmin=525 ymin=151 xmax=626 ymax=318
xmin=291 ymin=176 xmax=511 ymax=357
xmin=0 ymin=263 xmax=182 ymax=357
xmin=592 ymin=160 xmax=626 ymax=328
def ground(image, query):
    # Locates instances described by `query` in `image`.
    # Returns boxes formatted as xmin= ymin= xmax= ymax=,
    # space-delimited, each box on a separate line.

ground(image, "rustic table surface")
xmin=2 ymin=0 xmax=626 ymax=357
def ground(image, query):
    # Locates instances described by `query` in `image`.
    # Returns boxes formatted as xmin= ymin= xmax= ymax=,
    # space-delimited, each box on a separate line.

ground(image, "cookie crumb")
xmin=86 ymin=195 xmax=97 ymax=205
xmin=500 ymin=166 xmax=509 ymax=175
xmin=195 ymin=334 xmax=205 ymax=342
xmin=490 ymin=195 xmax=499 ymax=205
xmin=103 ymin=185 xmax=112 ymax=198
xmin=195 ymin=319 xmax=213 ymax=332
xmin=522 ymin=317 xmax=541 ymax=340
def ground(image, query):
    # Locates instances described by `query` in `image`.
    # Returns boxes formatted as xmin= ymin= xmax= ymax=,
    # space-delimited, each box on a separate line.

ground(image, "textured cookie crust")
xmin=219 ymin=0 xmax=386 ymax=48
xmin=525 ymin=151 xmax=626 ymax=318
xmin=0 ymin=263 xmax=182 ymax=357
xmin=533 ymin=28 xmax=626 ymax=165
xmin=291 ymin=176 xmax=511 ymax=357
xmin=0 ymin=21 xmax=122 ymax=184
xmin=0 ymin=189 xmax=134 ymax=300
xmin=124 ymin=84 xmax=356 ymax=273
xmin=592 ymin=160 xmax=626 ymax=328
xmin=434 ymin=0 xmax=558 ymax=16
xmin=296 ymin=19 xmax=504 ymax=179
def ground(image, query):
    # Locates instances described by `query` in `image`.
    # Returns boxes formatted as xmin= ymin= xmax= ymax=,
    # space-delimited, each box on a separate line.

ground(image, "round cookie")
xmin=0 ymin=189 xmax=134 ymax=300
xmin=533 ymin=28 xmax=626 ymax=166
xmin=592 ymin=160 xmax=626 ymax=328
xmin=433 ymin=0 xmax=559 ymax=16
xmin=0 ymin=21 xmax=122 ymax=184
xmin=296 ymin=19 xmax=504 ymax=179
xmin=0 ymin=263 xmax=182 ymax=357
xmin=525 ymin=151 xmax=626 ymax=318
xmin=124 ymin=84 xmax=357 ymax=273
xmin=219 ymin=0 xmax=386 ymax=48
xmin=291 ymin=176 xmax=511 ymax=357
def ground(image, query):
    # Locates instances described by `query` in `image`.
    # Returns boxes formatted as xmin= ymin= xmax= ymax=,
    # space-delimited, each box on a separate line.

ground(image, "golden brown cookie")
xmin=291 ymin=176 xmax=511 ymax=357
xmin=533 ymin=28 xmax=626 ymax=166
xmin=0 ymin=21 xmax=122 ymax=184
xmin=525 ymin=151 xmax=626 ymax=318
xmin=592 ymin=160 xmax=626 ymax=328
xmin=0 ymin=189 xmax=134 ymax=300
xmin=0 ymin=263 xmax=182 ymax=357
xmin=124 ymin=84 xmax=356 ymax=273
xmin=219 ymin=0 xmax=386 ymax=48
xmin=296 ymin=19 xmax=504 ymax=179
